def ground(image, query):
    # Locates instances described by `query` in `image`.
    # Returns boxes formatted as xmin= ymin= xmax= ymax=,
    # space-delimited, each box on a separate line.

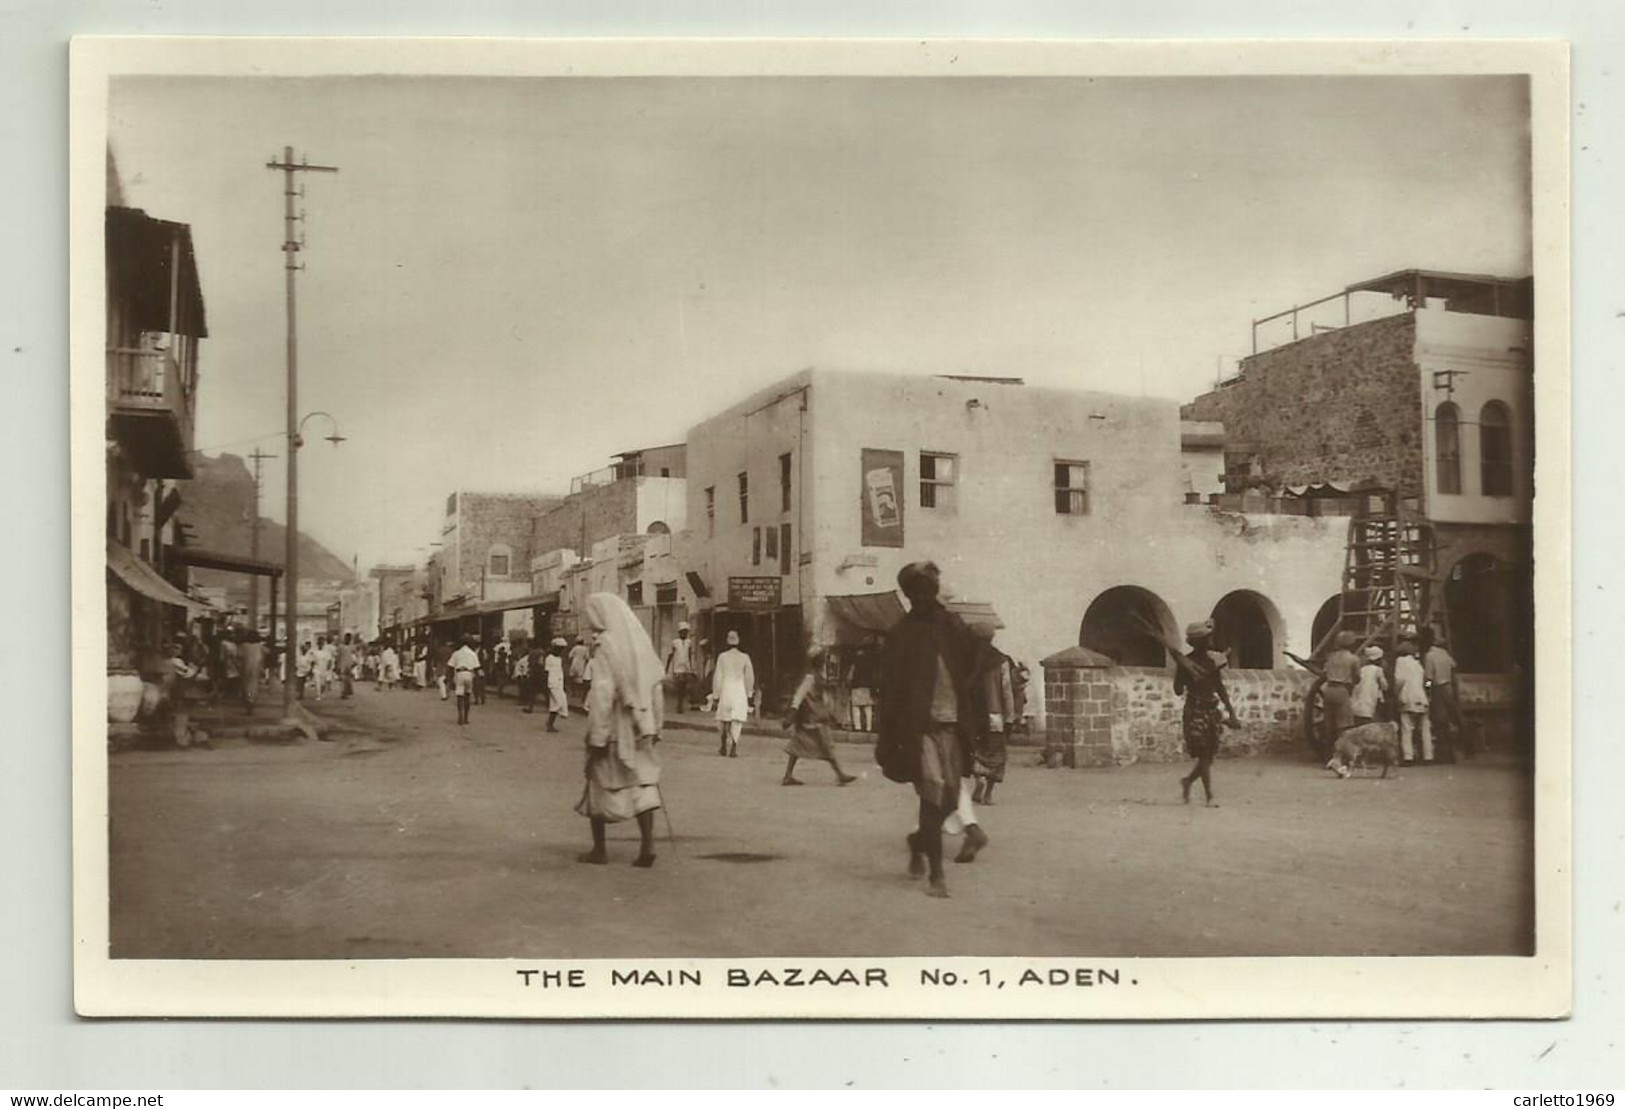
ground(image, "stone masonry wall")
xmin=530 ymin=480 xmax=640 ymax=563
xmin=1042 ymin=655 xmax=1115 ymax=767
xmin=1108 ymin=666 xmax=1313 ymax=765
xmin=1182 ymin=312 xmax=1423 ymax=494
xmin=452 ymin=493 xmax=562 ymax=597
xmin=1046 ymin=656 xmax=1312 ymax=767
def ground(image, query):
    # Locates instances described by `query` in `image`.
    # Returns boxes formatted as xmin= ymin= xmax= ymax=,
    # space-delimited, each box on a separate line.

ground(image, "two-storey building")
xmin=103 ymin=151 xmax=211 ymax=677
xmin=1182 ymin=269 xmax=1534 ymax=676
xmin=684 ymin=368 xmax=1349 ymax=714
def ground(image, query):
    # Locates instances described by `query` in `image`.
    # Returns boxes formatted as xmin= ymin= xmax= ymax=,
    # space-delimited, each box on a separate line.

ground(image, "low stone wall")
xmin=1106 ymin=666 xmax=1312 ymax=765
xmin=1044 ymin=646 xmax=1312 ymax=767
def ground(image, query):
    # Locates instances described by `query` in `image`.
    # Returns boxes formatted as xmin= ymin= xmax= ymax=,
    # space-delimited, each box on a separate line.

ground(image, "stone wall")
xmin=1107 ymin=665 xmax=1313 ymax=764
xmin=531 ymin=480 xmax=640 ymax=563
xmin=1044 ymin=647 xmax=1312 ymax=767
xmin=1181 ymin=312 xmax=1424 ymax=494
xmin=449 ymin=493 xmax=562 ymax=597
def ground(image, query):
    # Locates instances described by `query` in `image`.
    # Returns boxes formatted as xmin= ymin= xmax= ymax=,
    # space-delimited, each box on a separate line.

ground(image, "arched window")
xmin=1079 ymin=585 xmax=1176 ymax=667
xmin=646 ymin=520 xmax=671 ymax=536
xmin=1211 ymin=590 xmax=1281 ymax=668
xmin=1480 ymin=402 xmax=1514 ymax=497
xmin=1435 ymin=402 xmax=1462 ymax=495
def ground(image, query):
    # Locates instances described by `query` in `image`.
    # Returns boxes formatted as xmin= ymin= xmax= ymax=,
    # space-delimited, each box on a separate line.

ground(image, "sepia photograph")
xmin=71 ymin=38 xmax=1569 ymax=1019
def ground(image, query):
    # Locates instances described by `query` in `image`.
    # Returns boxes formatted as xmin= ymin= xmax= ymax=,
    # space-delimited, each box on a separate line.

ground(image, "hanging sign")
xmin=728 ymin=576 xmax=782 ymax=611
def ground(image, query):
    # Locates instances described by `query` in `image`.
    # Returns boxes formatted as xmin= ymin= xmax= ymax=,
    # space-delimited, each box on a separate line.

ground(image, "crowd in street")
xmin=149 ymin=562 xmax=1476 ymax=901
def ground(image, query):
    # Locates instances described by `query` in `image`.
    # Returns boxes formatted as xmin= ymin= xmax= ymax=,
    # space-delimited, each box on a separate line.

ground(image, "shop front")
xmin=700 ymin=575 xmax=802 ymax=711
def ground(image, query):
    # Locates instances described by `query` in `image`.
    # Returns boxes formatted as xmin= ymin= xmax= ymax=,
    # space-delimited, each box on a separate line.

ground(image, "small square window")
xmin=921 ymin=451 xmax=958 ymax=511
xmin=626 ymin=582 xmax=643 ymax=607
xmin=1054 ymin=460 xmax=1090 ymax=515
xmin=489 ymin=553 xmax=510 ymax=577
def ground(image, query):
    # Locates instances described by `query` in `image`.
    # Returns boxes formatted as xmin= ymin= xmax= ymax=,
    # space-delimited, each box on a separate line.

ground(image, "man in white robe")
xmin=710 ymin=630 xmax=756 ymax=757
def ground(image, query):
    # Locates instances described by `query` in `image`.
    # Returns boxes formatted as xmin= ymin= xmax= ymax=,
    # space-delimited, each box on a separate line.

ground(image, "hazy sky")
xmin=108 ymin=75 xmax=1531 ymax=572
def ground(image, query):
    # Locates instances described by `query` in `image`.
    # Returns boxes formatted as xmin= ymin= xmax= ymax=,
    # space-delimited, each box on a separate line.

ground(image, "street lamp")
xmin=296 ymin=410 xmax=347 ymax=448
xmin=281 ymin=409 xmax=346 ymax=719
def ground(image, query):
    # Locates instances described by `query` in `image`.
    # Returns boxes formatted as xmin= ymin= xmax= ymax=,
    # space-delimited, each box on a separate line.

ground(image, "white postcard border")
xmin=69 ymin=35 xmax=1572 ymax=1021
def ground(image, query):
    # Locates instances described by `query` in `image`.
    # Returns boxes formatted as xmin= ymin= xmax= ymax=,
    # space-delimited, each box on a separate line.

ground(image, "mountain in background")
xmin=181 ymin=452 xmax=353 ymax=606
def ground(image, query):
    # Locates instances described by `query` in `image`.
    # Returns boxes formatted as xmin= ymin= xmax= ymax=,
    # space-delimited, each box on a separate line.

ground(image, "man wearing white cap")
xmin=665 ymin=621 xmax=698 ymax=712
xmin=711 ymin=629 xmax=756 ymax=757
xmin=544 ymin=637 xmax=570 ymax=732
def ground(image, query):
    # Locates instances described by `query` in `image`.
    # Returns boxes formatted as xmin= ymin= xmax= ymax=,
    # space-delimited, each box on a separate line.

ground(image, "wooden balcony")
xmin=107 ymin=344 xmax=195 ymax=479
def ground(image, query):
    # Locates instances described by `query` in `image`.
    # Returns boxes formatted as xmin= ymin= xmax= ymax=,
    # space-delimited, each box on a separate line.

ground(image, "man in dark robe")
xmin=876 ymin=560 xmax=979 ymax=899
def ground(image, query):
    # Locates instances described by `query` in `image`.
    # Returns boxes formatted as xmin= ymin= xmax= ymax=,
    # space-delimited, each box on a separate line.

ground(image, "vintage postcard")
xmin=70 ymin=37 xmax=1570 ymax=1019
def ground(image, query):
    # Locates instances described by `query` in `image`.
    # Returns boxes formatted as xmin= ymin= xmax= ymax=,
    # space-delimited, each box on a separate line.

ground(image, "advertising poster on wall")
xmin=860 ymin=447 xmax=905 ymax=548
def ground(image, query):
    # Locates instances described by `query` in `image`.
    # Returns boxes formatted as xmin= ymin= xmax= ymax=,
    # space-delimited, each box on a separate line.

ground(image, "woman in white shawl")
xmin=574 ymin=593 xmax=665 ymax=867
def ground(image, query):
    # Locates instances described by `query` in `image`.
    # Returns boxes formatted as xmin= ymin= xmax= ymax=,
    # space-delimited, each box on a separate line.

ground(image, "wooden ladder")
xmin=1334 ymin=485 xmax=1437 ymax=655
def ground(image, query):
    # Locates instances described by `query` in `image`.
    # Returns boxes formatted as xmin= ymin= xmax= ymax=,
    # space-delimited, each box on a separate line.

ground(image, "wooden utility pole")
xmin=267 ymin=146 xmax=338 ymax=718
xmin=247 ymin=446 xmax=276 ymax=629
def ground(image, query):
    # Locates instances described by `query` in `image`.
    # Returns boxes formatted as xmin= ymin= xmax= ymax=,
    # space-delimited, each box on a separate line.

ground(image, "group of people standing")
xmin=1319 ymin=627 xmax=1468 ymax=767
xmin=373 ymin=633 xmax=578 ymax=730
xmin=291 ymin=634 xmax=360 ymax=702
xmin=158 ymin=619 xmax=266 ymax=744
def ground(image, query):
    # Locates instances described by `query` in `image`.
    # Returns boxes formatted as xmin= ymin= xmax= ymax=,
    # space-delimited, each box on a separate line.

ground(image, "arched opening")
xmin=1479 ymin=401 xmax=1514 ymax=497
xmin=1211 ymin=589 xmax=1281 ymax=668
xmin=1435 ymin=401 xmax=1462 ymax=495
xmin=1445 ymin=553 xmax=1522 ymax=673
xmin=1079 ymin=585 xmax=1176 ymax=667
xmin=646 ymin=520 xmax=671 ymax=536
xmin=1310 ymin=595 xmax=1343 ymax=656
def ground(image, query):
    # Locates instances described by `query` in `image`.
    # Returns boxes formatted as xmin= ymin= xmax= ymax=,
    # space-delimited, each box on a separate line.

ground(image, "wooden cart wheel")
xmin=1302 ymin=676 xmax=1329 ymax=758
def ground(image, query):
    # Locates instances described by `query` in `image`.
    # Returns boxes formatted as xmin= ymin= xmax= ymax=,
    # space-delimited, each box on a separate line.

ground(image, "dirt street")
xmin=108 ymin=684 xmax=1534 ymax=959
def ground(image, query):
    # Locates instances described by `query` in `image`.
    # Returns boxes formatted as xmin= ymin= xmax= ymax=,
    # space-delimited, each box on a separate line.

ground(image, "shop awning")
xmin=474 ymin=591 xmax=560 ymax=615
xmin=825 ymin=591 xmax=906 ymax=635
xmin=107 ymin=539 xmax=207 ymax=613
xmin=947 ymin=600 xmax=1005 ymax=632
xmin=170 ymin=547 xmax=284 ymax=577
xmin=1282 ymin=480 xmax=1354 ymax=497
xmin=825 ymin=592 xmax=1006 ymax=638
